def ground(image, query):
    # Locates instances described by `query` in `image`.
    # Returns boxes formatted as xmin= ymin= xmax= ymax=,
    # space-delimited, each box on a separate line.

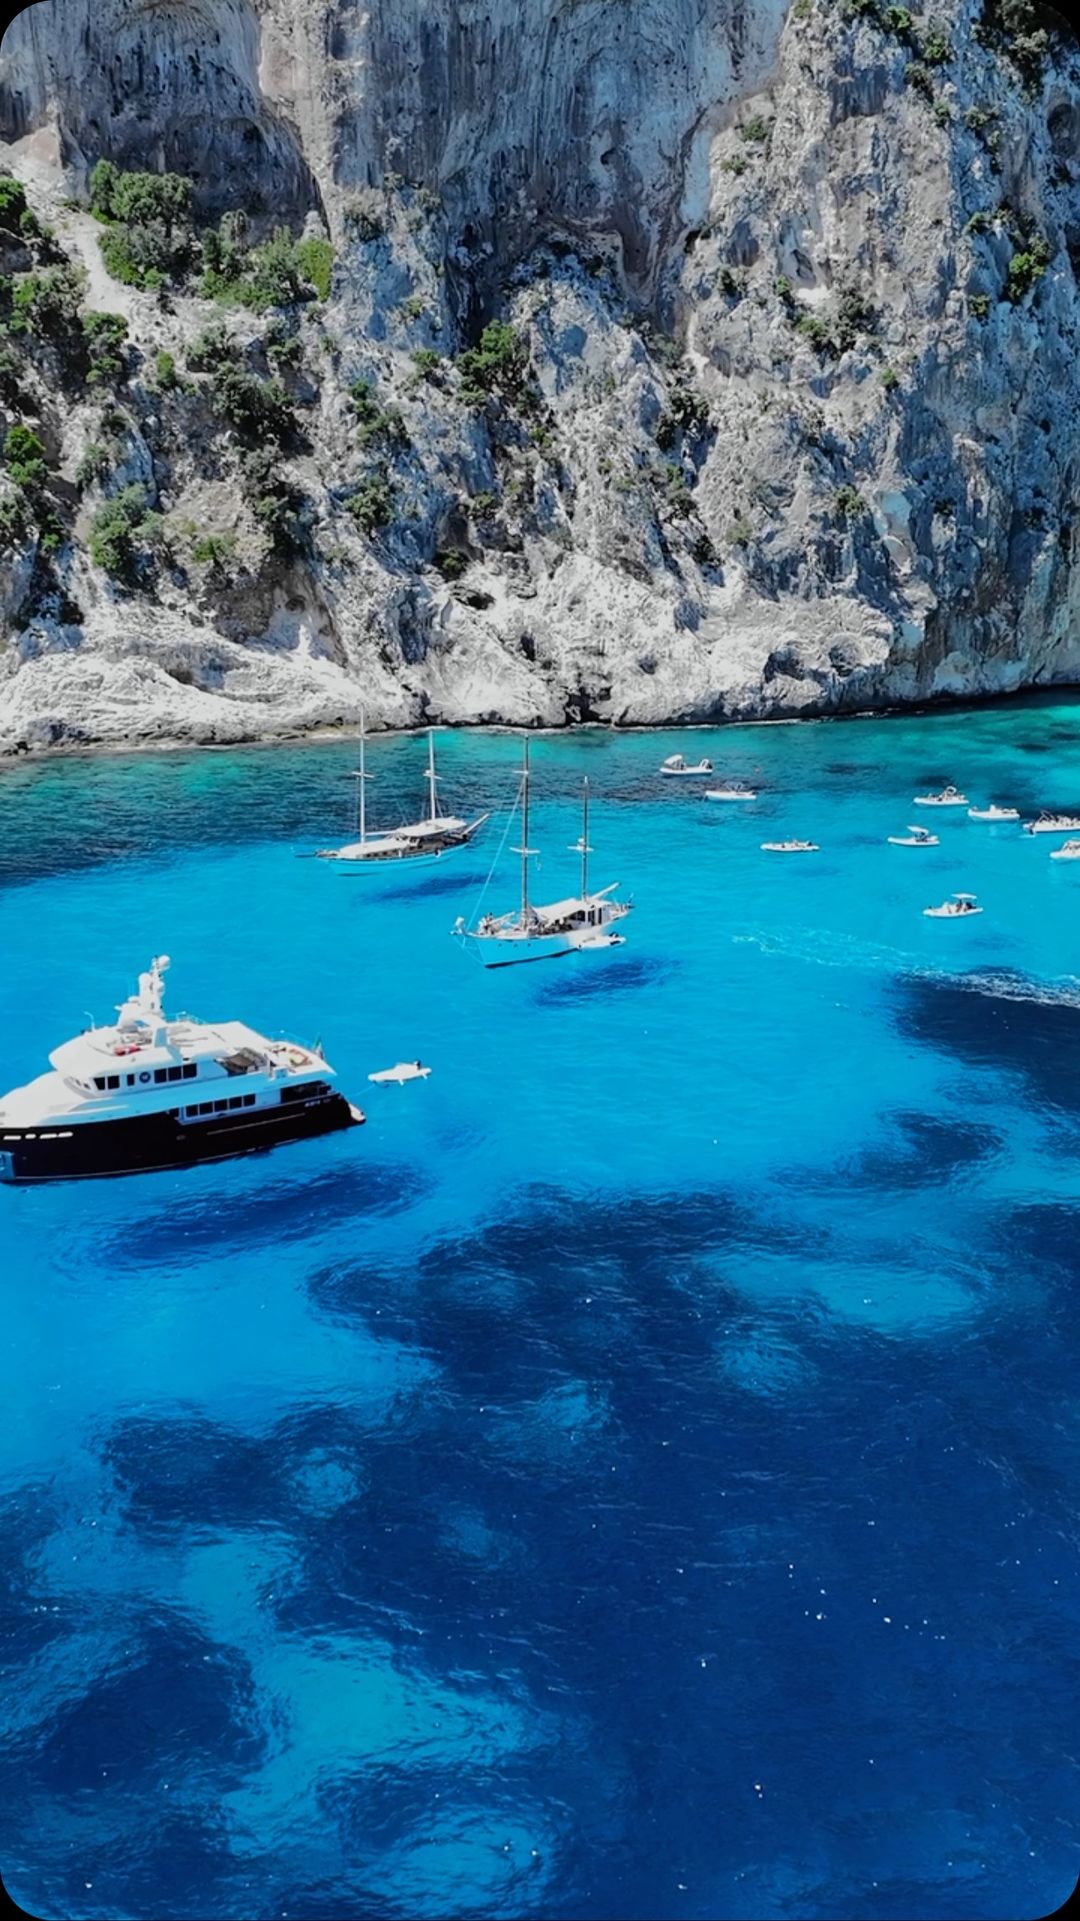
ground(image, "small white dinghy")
xmin=924 ymin=892 xmax=982 ymax=918
xmin=761 ymin=839 xmax=818 ymax=853
xmin=705 ymin=781 xmax=758 ymax=801
xmin=368 ymin=1060 xmax=432 ymax=1086
xmin=968 ymin=804 xmax=1019 ymax=822
xmin=888 ymin=825 xmax=939 ymax=847
xmin=913 ymin=784 xmax=969 ymax=807
xmin=660 ymin=753 xmax=713 ymax=777
xmin=1050 ymin=839 xmax=1080 ymax=861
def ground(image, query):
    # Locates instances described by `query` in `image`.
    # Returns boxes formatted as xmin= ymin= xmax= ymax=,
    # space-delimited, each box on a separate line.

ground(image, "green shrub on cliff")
xmin=0 ymin=175 xmax=30 ymax=235
xmin=91 ymin=160 xmax=195 ymax=290
xmin=832 ymin=484 xmax=867 ymax=521
xmin=82 ymin=311 xmax=128 ymax=384
xmin=89 ymin=484 xmax=162 ymax=583
xmin=3 ymin=424 xmax=48 ymax=488
xmin=210 ymin=365 xmax=296 ymax=443
xmin=1005 ymin=237 xmax=1051 ymax=302
xmin=457 ymin=321 xmax=530 ymax=406
xmin=349 ymin=472 xmax=394 ymax=535
xmin=8 ymin=265 xmax=85 ymax=344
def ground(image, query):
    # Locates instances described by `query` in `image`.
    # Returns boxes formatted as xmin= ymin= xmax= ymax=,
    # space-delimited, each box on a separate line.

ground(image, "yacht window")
xmin=282 ymin=1080 xmax=329 ymax=1102
xmin=154 ymin=1068 xmax=168 ymax=1084
xmin=167 ymin=1065 xmax=184 ymax=1083
xmin=93 ymin=1076 xmax=106 ymax=1091
xmin=107 ymin=1074 xmax=120 ymax=1090
xmin=126 ymin=1074 xmax=135 ymax=1086
xmin=182 ymin=1063 xmax=198 ymax=1080
xmin=244 ymin=1094 xmax=256 ymax=1107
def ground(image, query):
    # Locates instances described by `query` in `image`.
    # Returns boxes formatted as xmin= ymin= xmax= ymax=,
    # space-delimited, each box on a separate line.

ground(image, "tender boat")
xmin=368 ymin=1061 xmax=432 ymax=1085
xmin=0 ymin=956 xmax=363 ymax=1184
xmin=1023 ymin=812 xmax=1080 ymax=836
xmin=455 ymin=750 xmax=631 ymax=966
xmin=704 ymin=781 xmax=758 ymax=801
xmin=660 ymin=753 xmax=714 ymax=777
xmin=318 ymin=723 xmax=488 ymax=864
xmin=761 ymin=839 xmax=818 ymax=853
xmin=968 ymin=804 xmax=1019 ymax=822
xmin=913 ymin=785 xmax=969 ymax=807
xmin=923 ymin=893 xmax=982 ymax=918
xmin=1049 ymin=839 xmax=1080 ymax=861
xmin=888 ymin=825 xmax=939 ymax=847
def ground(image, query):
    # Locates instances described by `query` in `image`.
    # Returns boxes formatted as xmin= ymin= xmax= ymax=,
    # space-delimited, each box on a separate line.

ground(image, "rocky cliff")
xmin=0 ymin=0 xmax=1078 ymax=750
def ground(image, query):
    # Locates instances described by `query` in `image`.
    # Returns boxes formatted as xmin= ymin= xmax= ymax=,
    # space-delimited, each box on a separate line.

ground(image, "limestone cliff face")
xmin=0 ymin=0 xmax=1079 ymax=749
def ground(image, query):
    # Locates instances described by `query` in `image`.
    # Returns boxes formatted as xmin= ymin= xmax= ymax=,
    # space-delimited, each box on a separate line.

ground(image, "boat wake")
xmin=730 ymin=930 xmax=1080 ymax=1006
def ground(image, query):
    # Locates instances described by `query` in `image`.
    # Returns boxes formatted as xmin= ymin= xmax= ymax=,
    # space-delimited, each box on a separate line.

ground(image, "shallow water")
xmin=2 ymin=700 xmax=1080 ymax=1920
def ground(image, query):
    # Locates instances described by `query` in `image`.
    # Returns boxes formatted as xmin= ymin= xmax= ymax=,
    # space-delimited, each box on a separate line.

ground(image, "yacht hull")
xmin=0 ymin=1090 xmax=361 ymax=1184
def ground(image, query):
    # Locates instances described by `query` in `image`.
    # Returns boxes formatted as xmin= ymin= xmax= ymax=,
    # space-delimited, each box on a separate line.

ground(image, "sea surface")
xmin=2 ymin=700 xmax=1080 ymax=1921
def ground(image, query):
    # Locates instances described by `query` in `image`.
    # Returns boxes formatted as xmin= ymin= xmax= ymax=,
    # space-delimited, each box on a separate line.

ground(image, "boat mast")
xmin=350 ymin=709 xmax=368 ymax=843
xmin=426 ymin=728 xmax=438 ymax=824
xmin=521 ymin=739 xmax=530 ymax=919
xmin=509 ymin=738 xmax=537 ymax=921
xmin=581 ymin=778 xmax=590 ymax=899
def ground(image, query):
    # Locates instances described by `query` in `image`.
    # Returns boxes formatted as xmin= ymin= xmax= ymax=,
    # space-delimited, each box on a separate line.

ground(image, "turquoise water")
xmin=2 ymin=701 xmax=1080 ymax=1920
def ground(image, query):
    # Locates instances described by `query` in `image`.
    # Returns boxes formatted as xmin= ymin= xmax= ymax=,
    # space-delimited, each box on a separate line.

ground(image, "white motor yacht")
xmin=1050 ymin=839 xmax=1080 ymax=861
xmin=968 ymin=804 xmax=1020 ymax=822
xmin=0 ymin=956 xmax=363 ymax=1184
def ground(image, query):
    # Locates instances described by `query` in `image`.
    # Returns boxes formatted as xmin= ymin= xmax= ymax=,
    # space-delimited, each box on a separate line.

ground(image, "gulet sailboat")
xmin=454 ymin=744 xmax=631 ymax=966
xmin=317 ymin=723 xmax=488 ymax=864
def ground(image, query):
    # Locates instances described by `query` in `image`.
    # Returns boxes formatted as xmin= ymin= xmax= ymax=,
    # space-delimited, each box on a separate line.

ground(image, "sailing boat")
xmin=317 ymin=723 xmax=488 ymax=864
xmin=454 ymin=745 xmax=631 ymax=965
xmin=390 ymin=728 xmax=490 ymax=853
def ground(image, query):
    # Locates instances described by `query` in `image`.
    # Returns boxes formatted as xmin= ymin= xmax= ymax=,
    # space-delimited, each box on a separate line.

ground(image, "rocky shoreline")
xmin=3 ymin=3 xmax=1080 ymax=753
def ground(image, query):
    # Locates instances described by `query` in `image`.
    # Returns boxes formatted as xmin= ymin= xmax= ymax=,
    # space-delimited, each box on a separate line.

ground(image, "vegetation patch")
xmin=832 ymin=484 xmax=868 ymax=521
xmin=348 ymin=471 xmax=394 ymax=535
xmin=1005 ymin=235 xmax=1051 ymax=302
xmin=82 ymin=311 xmax=128 ymax=385
xmin=88 ymin=483 xmax=162 ymax=584
xmin=457 ymin=321 xmax=532 ymax=408
xmin=3 ymin=423 xmax=49 ymax=489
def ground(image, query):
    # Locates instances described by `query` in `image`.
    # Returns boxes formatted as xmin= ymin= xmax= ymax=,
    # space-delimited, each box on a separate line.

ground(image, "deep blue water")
xmin=2 ymin=704 xmax=1080 ymax=1920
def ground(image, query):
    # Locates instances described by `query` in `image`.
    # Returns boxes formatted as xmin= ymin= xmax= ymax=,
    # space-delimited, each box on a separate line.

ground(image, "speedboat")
xmin=913 ymin=785 xmax=968 ymax=807
xmin=888 ymin=825 xmax=939 ymax=847
xmin=704 ymin=781 xmax=758 ymax=801
xmin=923 ymin=893 xmax=982 ymax=918
xmin=1050 ymin=839 xmax=1080 ymax=861
xmin=761 ymin=839 xmax=818 ymax=853
xmin=968 ymin=804 xmax=1019 ymax=822
xmin=0 ymin=956 xmax=363 ymax=1184
xmin=1023 ymin=812 xmax=1080 ymax=836
xmin=455 ymin=752 xmax=631 ymax=967
xmin=660 ymin=753 xmax=713 ymax=777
